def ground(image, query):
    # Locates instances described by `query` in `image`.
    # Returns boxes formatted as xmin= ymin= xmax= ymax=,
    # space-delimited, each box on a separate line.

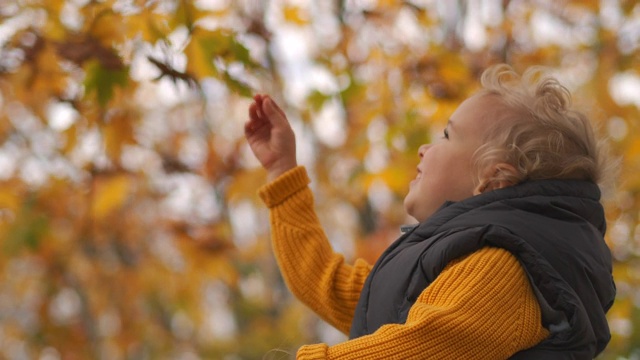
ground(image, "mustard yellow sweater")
xmin=259 ymin=166 xmax=549 ymax=359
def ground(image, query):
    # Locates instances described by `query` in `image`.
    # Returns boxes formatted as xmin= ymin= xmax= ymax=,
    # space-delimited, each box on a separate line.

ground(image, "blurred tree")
xmin=0 ymin=0 xmax=638 ymax=359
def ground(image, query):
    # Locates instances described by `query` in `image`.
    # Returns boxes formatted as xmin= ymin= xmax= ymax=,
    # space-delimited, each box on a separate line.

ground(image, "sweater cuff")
xmin=296 ymin=344 xmax=329 ymax=359
xmin=258 ymin=166 xmax=311 ymax=208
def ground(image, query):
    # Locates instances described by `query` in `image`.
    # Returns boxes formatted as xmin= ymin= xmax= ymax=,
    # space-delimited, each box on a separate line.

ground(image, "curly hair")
xmin=472 ymin=64 xmax=616 ymax=191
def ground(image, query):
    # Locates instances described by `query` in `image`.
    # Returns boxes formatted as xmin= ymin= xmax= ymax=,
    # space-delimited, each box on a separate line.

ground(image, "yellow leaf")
xmin=377 ymin=0 xmax=401 ymax=8
xmin=379 ymin=162 xmax=414 ymax=194
xmin=42 ymin=18 xmax=67 ymax=42
xmin=184 ymin=28 xmax=220 ymax=79
xmin=125 ymin=7 xmax=171 ymax=43
xmin=626 ymin=138 xmax=640 ymax=160
xmin=103 ymin=111 xmax=136 ymax=162
xmin=171 ymin=0 xmax=206 ymax=30
xmin=88 ymin=8 xmax=128 ymax=46
xmin=225 ymin=168 xmax=267 ymax=203
xmin=439 ymin=54 xmax=471 ymax=85
xmin=571 ymin=0 xmax=599 ymax=11
xmin=0 ymin=189 xmax=20 ymax=213
xmin=282 ymin=5 xmax=309 ymax=26
xmin=31 ymin=43 xmax=67 ymax=103
xmin=91 ymin=175 xmax=131 ymax=219
xmin=62 ymin=125 xmax=78 ymax=154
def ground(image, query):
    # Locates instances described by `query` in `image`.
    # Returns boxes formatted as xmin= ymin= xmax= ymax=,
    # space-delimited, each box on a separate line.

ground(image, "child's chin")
xmin=402 ymin=198 xmax=420 ymax=220
xmin=402 ymin=198 xmax=412 ymax=214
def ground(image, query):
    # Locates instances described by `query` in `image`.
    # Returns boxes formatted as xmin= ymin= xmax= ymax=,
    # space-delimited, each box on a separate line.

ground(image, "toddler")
xmin=244 ymin=64 xmax=615 ymax=359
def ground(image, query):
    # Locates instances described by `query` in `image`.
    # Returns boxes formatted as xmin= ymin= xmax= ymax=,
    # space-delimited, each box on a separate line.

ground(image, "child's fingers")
xmin=245 ymin=117 xmax=267 ymax=135
xmin=267 ymin=96 xmax=287 ymax=120
xmin=246 ymin=94 xmax=288 ymax=135
xmin=258 ymin=95 xmax=286 ymax=119
xmin=254 ymin=94 xmax=266 ymax=119
xmin=262 ymin=97 xmax=288 ymax=127
xmin=244 ymin=120 xmax=253 ymax=134
xmin=249 ymin=102 xmax=261 ymax=122
xmin=246 ymin=101 xmax=267 ymax=135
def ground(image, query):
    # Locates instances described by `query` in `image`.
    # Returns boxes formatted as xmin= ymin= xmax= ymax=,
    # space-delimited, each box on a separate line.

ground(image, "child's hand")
xmin=245 ymin=94 xmax=297 ymax=181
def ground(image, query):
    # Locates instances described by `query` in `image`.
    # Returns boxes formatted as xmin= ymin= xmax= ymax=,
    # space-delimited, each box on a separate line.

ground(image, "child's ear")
xmin=473 ymin=163 xmax=519 ymax=195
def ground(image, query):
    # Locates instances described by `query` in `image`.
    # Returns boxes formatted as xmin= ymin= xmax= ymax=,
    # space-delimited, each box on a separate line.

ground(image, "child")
xmin=244 ymin=64 xmax=615 ymax=359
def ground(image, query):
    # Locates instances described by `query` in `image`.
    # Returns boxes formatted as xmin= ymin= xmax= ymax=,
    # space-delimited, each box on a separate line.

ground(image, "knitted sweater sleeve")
xmin=296 ymin=247 xmax=550 ymax=359
xmin=258 ymin=166 xmax=372 ymax=334
xmin=259 ymin=166 xmax=549 ymax=359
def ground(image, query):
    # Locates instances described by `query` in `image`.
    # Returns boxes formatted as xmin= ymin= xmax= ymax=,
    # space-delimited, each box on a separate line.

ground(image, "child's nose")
xmin=418 ymin=144 xmax=431 ymax=158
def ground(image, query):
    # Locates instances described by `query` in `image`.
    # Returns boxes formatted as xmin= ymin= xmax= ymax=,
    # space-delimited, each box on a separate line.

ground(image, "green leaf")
xmin=223 ymin=71 xmax=253 ymax=98
xmin=185 ymin=28 xmax=259 ymax=80
xmin=229 ymin=38 xmax=255 ymax=68
xmin=171 ymin=0 xmax=205 ymax=31
xmin=307 ymin=90 xmax=332 ymax=111
xmin=5 ymin=197 xmax=48 ymax=254
xmin=340 ymin=73 xmax=364 ymax=103
xmin=84 ymin=61 xmax=129 ymax=107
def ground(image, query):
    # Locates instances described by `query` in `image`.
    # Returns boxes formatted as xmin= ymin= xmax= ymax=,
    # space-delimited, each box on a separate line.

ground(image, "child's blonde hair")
xmin=473 ymin=64 xmax=616 ymax=191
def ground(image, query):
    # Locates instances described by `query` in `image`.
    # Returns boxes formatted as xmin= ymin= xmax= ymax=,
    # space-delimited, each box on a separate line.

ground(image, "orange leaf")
xmin=91 ymin=175 xmax=132 ymax=219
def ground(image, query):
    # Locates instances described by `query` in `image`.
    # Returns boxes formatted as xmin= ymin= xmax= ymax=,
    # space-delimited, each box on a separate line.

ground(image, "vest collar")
xmin=409 ymin=179 xmax=604 ymax=239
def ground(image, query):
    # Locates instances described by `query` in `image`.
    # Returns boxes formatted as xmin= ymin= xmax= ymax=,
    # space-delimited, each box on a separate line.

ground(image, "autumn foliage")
xmin=0 ymin=0 xmax=638 ymax=358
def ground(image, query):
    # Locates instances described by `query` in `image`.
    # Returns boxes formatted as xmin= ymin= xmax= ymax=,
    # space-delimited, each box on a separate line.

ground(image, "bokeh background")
xmin=0 ymin=0 xmax=639 ymax=359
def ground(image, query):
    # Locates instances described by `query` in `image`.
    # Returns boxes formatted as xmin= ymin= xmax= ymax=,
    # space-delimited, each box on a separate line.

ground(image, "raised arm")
xmin=258 ymin=167 xmax=372 ymax=333
xmin=246 ymin=95 xmax=372 ymax=333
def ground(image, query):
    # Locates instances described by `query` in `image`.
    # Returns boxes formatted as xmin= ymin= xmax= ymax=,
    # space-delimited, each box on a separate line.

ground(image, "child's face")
xmin=404 ymin=93 xmax=497 ymax=222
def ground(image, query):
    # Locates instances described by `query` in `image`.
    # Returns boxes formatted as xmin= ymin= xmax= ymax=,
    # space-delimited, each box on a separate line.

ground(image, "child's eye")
xmin=443 ymin=128 xmax=449 ymax=139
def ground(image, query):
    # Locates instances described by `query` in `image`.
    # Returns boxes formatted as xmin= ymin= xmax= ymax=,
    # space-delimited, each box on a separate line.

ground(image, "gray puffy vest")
xmin=349 ymin=179 xmax=615 ymax=359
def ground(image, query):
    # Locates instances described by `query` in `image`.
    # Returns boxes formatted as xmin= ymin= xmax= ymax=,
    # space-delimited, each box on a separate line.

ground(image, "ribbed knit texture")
xmin=259 ymin=166 xmax=549 ymax=359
